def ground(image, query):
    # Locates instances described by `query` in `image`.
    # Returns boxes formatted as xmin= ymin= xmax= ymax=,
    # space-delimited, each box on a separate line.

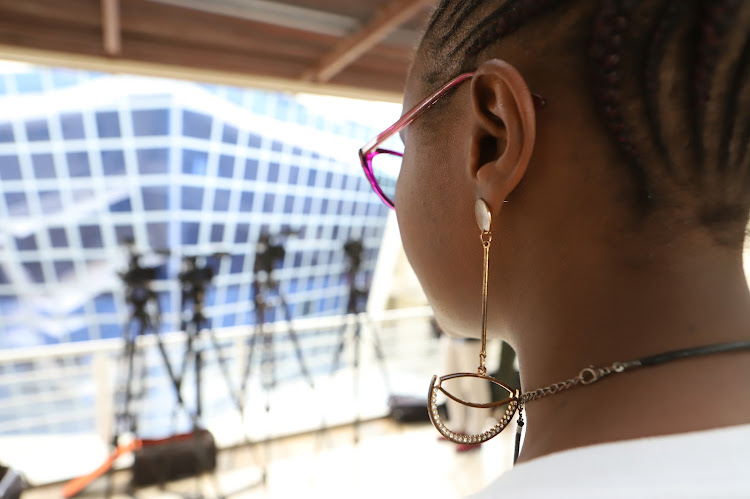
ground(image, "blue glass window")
xmin=70 ymin=327 xmax=90 ymax=342
xmin=39 ymin=190 xmax=63 ymax=214
xmin=147 ymin=222 xmax=168 ymax=249
xmin=95 ymin=111 xmax=121 ymax=138
xmin=23 ymin=262 xmax=44 ymax=283
xmin=288 ymin=166 xmax=299 ymax=184
xmin=181 ymin=222 xmax=200 ymax=245
xmin=99 ymin=324 xmax=121 ymax=339
xmin=213 ymin=189 xmax=230 ymax=211
xmin=0 ymin=155 xmax=21 ymax=180
xmin=283 ymin=195 xmax=294 ymax=214
xmin=218 ymin=155 xmax=234 ymax=178
xmin=0 ymin=122 xmax=13 ymax=142
xmin=80 ymin=225 xmax=104 ymax=248
xmin=94 ymin=293 xmax=117 ymax=313
xmin=26 ymin=119 xmax=50 ymax=141
xmin=66 ymin=151 xmax=90 ymax=177
xmin=248 ymin=133 xmax=262 ymax=148
xmin=132 ymin=109 xmax=169 ymax=137
xmin=244 ymin=158 xmax=258 ymax=179
xmin=234 ymin=224 xmax=249 ymax=244
xmin=101 ymin=150 xmax=126 ymax=175
xmin=109 ymin=198 xmax=132 ymax=213
xmin=303 ymin=197 xmax=313 ymax=213
xmin=132 ymin=109 xmax=169 ymax=136
xmin=225 ymin=284 xmax=240 ymax=301
xmin=263 ymin=193 xmax=275 ymax=212
xmin=60 ymin=113 xmax=85 ymax=140
xmin=114 ymin=225 xmax=134 ymax=244
xmin=267 ymin=162 xmax=280 ymax=182
xmin=210 ymin=224 xmax=224 ymax=243
xmin=53 ymin=260 xmax=75 ymax=280
xmin=306 ymin=170 xmax=317 ymax=187
xmin=229 ymin=256 xmax=244 ymax=273
xmin=226 ymin=87 xmax=243 ymax=105
xmin=49 ymin=227 xmax=68 ymax=247
xmin=182 ymin=149 xmax=208 ymax=174
xmin=239 ymin=192 xmax=254 ymax=211
xmin=16 ymin=72 xmax=43 ymax=93
xmin=271 ymin=140 xmax=283 ymax=152
xmin=182 ymin=110 xmax=212 ymax=139
xmin=142 ymin=186 xmax=168 ymax=211
xmin=51 ymin=69 xmax=79 ymax=88
xmin=222 ymin=124 xmax=238 ymax=144
xmin=181 ymin=186 xmax=204 ymax=210
xmin=32 ymin=154 xmax=56 ymax=178
xmin=137 ymin=148 xmax=169 ymax=174
xmin=5 ymin=192 xmax=30 ymax=216
xmin=15 ymin=234 xmax=37 ymax=251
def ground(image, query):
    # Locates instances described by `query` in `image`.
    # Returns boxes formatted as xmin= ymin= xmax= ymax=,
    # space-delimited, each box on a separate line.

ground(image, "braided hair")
xmin=420 ymin=0 xmax=750 ymax=246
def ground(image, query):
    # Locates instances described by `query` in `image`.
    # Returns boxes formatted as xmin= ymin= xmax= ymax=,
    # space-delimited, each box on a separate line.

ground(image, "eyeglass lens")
xmin=370 ymin=134 xmax=404 ymax=205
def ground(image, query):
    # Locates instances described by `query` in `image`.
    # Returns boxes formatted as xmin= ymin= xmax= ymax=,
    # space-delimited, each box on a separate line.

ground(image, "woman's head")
xmin=371 ymin=0 xmax=750 ymax=339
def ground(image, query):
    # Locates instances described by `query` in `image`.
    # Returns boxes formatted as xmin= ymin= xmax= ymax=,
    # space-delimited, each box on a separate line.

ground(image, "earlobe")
xmin=468 ymin=59 xmax=537 ymax=214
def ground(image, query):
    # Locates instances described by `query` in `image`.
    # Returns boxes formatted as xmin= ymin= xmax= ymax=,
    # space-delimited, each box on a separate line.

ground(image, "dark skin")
xmin=396 ymin=38 xmax=750 ymax=463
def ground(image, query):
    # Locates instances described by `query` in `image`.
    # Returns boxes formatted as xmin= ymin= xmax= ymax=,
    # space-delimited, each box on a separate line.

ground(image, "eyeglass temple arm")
xmin=360 ymin=72 xmax=476 ymax=154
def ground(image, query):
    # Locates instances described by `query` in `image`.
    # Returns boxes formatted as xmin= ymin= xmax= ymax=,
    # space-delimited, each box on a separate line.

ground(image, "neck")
xmin=507 ymin=238 xmax=750 ymax=462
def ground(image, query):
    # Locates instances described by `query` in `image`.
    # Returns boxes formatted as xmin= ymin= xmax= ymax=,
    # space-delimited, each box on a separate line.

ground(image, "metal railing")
xmin=0 ymin=307 xmax=437 ymax=485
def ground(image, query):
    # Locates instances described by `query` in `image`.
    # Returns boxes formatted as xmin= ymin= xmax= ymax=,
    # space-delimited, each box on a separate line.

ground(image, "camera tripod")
xmin=105 ymin=248 xmax=214 ymax=499
xmin=239 ymin=231 xmax=315 ymax=474
xmin=328 ymin=239 xmax=392 ymax=443
xmin=173 ymin=254 xmax=264 ymax=497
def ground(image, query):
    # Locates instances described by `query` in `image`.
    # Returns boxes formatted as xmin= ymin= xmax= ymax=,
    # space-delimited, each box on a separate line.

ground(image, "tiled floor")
xmin=23 ymin=418 xmax=516 ymax=498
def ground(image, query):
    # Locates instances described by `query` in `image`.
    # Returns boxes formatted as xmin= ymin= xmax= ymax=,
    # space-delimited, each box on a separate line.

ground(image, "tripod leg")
xmin=364 ymin=314 xmax=393 ymax=396
xmin=107 ymin=320 xmax=137 ymax=499
xmin=206 ymin=324 xmax=245 ymax=417
xmin=329 ymin=315 xmax=352 ymax=376
xmin=240 ymin=311 xmax=262 ymax=406
xmin=351 ymin=319 xmax=363 ymax=444
xmin=149 ymin=316 xmax=200 ymax=428
xmin=277 ymin=294 xmax=314 ymax=388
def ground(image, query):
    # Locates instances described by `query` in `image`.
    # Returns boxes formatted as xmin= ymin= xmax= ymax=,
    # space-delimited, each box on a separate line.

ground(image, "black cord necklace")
xmin=512 ymin=340 xmax=750 ymax=462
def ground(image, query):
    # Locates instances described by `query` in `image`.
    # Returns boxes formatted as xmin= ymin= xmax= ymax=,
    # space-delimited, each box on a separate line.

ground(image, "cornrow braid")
xmin=589 ymin=1 xmax=642 ymax=164
xmin=694 ymin=0 xmax=739 ymax=165
xmin=643 ymin=1 xmax=687 ymax=177
xmin=463 ymin=0 xmax=563 ymax=57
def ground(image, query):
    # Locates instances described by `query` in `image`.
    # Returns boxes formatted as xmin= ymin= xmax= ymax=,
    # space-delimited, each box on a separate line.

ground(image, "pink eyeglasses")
xmin=358 ymin=72 xmax=545 ymax=209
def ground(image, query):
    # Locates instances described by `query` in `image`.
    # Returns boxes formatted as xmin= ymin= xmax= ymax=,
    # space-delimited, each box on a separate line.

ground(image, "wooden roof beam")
xmin=302 ymin=0 xmax=430 ymax=83
xmin=101 ymin=0 xmax=121 ymax=56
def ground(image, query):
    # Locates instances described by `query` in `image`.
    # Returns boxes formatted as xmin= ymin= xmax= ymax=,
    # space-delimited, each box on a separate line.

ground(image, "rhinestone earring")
xmin=427 ymin=198 xmax=521 ymax=446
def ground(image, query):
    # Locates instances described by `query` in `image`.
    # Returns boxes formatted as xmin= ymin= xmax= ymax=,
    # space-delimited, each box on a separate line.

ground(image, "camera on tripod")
xmin=178 ymin=256 xmax=218 ymax=297
xmin=119 ymin=243 xmax=162 ymax=309
xmin=343 ymin=239 xmax=364 ymax=274
xmin=254 ymin=228 xmax=300 ymax=276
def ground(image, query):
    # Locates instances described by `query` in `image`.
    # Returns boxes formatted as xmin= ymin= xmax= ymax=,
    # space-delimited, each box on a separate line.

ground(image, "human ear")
xmin=468 ymin=59 xmax=537 ymax=214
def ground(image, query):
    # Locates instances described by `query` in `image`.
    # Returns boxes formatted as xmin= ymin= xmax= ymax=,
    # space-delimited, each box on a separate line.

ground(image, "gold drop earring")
xmin=427 ymin=198 xmax=522 ymax=447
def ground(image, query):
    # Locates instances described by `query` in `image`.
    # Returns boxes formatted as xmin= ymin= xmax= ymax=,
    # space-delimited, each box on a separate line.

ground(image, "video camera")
xmin=254 ymin=228 xmax=300 ymax=275
xmin=343 ymin=239 xmax=364 ymax=274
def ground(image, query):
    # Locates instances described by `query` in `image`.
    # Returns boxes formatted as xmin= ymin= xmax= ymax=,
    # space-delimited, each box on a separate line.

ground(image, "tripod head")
xmin=118 ymin=241 xmax=162 ymax=312
xmin=254 ymin=228 xmax=300 ymax=276
xmin=343 ymin=239 xmax=364 ymax=275
xmin=179 ymin=253 xmax=227 ymax=303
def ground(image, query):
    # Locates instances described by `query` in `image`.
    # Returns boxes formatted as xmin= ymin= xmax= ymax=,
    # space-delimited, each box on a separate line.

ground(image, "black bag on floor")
xmin=131 ymin=429 xmax=217 ymax=487
xmin=388 ymin=395 xmax=446 ymax=423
